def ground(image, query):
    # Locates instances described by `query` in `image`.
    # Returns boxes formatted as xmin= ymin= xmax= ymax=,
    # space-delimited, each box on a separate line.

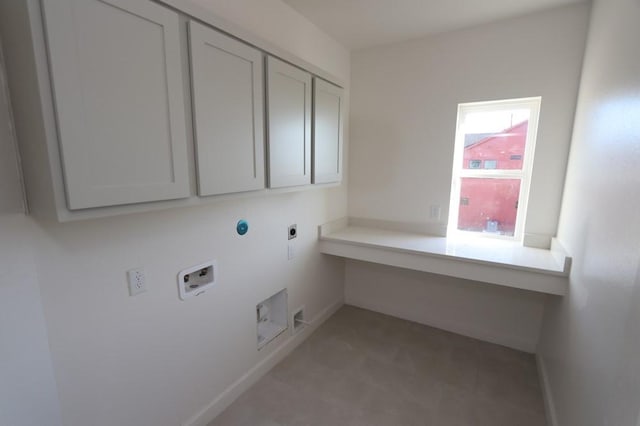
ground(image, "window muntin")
xmin=448 ymin=97 xmax=541 ymax=240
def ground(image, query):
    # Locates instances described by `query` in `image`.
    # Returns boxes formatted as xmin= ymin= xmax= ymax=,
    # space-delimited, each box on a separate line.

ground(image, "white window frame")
xmin=447 ymin=97 xmax=541 ymax=242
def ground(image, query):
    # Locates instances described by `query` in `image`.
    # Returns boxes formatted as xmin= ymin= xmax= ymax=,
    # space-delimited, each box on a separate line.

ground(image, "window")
xmin=447 ymin=97 xmax=541 ymax=240
xmin=483 ymin=160 xmax=497 ymax=169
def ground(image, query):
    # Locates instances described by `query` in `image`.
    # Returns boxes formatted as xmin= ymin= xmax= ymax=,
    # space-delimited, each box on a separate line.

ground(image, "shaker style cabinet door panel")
xmin=42 ymin=0 xmax=190 ymax=209
xmin=266 ymin=57 xmax=312 ymax=188
xmin=312 ymin=78 xmax=344 ymax=184
xmin=188 ymin=21 xmax=265 ymax=196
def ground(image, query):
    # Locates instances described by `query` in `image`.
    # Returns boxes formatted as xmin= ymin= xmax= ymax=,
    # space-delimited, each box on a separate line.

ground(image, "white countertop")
xmin=318 ymin=221 xmax=570 ymax=295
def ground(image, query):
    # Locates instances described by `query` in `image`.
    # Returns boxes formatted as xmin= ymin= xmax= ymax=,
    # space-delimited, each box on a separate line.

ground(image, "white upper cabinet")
xmin=42 ymin=0 xmax=190 ymax=210
xmin=188 ymin=21 xmax=265 ymax=196
xmin=2 ymin=0 xmax=346 ymax=221
xmin=266 ymin=56 xmax=312 ymax=188
xmin=312 ymin=78 xmax=344 ymax=184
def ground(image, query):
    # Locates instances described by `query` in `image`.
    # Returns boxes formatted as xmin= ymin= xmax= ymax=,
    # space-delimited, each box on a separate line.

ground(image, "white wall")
xmin=0 ymin=215 xmax=62 ymax=426
xmin=537 ymin=0 xmax=640 ymax=424
xmin=0 ymin=39 xmax=24 ymax=214
xmin=32 ymin=191 xmax=346 ymax=426
xmin=345 ymin=261 xmax=547 ymax=352
xmin=0 ymin=43 xmax=61 ymax=425
xmin=189 ymin=0 xmax=348 ymax=82
xmin=348 ymin=4 xmax=590 ymax=245
xmin=0 ymin=1 xmax=350 ymax=425
xmin=344 ymin=4 xmax=590 ymax=354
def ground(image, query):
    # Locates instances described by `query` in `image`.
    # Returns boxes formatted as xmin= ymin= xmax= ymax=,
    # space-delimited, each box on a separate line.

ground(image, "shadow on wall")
xmin=0 ymin=37 xmax=26 ymax=214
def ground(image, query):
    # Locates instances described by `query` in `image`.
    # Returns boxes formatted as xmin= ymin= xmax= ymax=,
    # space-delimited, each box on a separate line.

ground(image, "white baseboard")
xmin=182 ymin=299 xmax=344 ymax=426
xmin=536 ymin=354 xmax=558 ymax=426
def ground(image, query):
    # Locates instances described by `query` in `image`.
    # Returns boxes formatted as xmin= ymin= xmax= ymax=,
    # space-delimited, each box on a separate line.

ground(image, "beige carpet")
xmin=209 ymin=305 xmax=546 ymax=426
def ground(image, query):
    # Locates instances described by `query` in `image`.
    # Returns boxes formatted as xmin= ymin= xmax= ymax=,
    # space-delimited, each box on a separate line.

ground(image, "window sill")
xmin=318 ymin=218 xmax=570 ymax=296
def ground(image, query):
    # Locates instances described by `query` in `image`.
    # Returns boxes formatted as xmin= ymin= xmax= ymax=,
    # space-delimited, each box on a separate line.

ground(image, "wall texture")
xmin=0 ymin=39 xmax=24 ymax=214
xmin=0 ymin=1 xmax=350 ymax=425
xmin=190 ymin=0 xmax=348 ymax=82
xmin=537 ymin=0 xmax=640 ymax=424
xmin=344 ymin=4 xmax=590 ymax=354
xmin=0 ymin=26 xmax=60 ymax=426
xmin=345 ymin=261 xmax=548 ymax=353
xmin=0 ymin=215 xmax=62 ymax=426
xmin=33 ymin=191 xmax=346 ymax=426
xmin=0 ymin=47 xmax=60 ymax=425
xmin=348 ymin=4 xmax=590 ymax=245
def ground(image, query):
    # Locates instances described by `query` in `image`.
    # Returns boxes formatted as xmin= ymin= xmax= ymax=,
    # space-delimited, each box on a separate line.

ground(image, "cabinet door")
xmin=188 ymin=21 xmax=265 ymax=196
xmin=313 ymin=79 xmax=344 ymax=184
xmin=266 ymin=57 xmax=312 ymax=188
xmin=42 ymin=0 xmax=190 ymax=210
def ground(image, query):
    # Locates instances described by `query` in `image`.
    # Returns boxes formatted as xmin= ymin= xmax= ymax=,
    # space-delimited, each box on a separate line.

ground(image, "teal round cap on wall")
xmin=236 ymin=219 xmax=249 ymax=236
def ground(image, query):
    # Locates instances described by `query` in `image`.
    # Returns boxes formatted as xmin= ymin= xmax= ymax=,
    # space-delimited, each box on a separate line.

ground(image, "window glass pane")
xmin=461 ymin=109 xmax=530 ymax=170
xmin=457 ymin=178 xmax=521 ymax=236
xmin=484 ymin=160 xmax=497 ymax=169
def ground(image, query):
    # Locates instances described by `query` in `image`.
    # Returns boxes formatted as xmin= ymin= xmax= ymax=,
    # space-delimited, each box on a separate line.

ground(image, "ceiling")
xmin=282 ymin=0 xmax=586 ymax=49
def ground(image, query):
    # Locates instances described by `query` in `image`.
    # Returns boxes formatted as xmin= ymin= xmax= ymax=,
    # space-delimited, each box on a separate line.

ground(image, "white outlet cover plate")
xmin=177 ymin=260 xmax=217 ymax=301
xmin=127 ymin=268 xmax=147 ymax=296
xmin=288 ymin=224 xmax=297 ymax=240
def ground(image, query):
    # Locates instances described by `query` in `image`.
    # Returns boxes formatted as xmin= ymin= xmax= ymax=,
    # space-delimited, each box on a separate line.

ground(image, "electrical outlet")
xmin=288 ymin=224 xmax=297 ymax=240
xmin=127 ymin=268 xmax=147 ymax=296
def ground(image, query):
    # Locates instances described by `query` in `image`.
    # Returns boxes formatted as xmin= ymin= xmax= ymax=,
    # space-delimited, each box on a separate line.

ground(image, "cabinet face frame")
xmin=265 ymin=56 xmax=312 ymax=188
xmin=188 ymin=20 xmax=265 ymax=196
xmin=312 ymin=78 xmax=343 ymax=184
xmin=42 ymin=0 xmax=191 ymax=210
